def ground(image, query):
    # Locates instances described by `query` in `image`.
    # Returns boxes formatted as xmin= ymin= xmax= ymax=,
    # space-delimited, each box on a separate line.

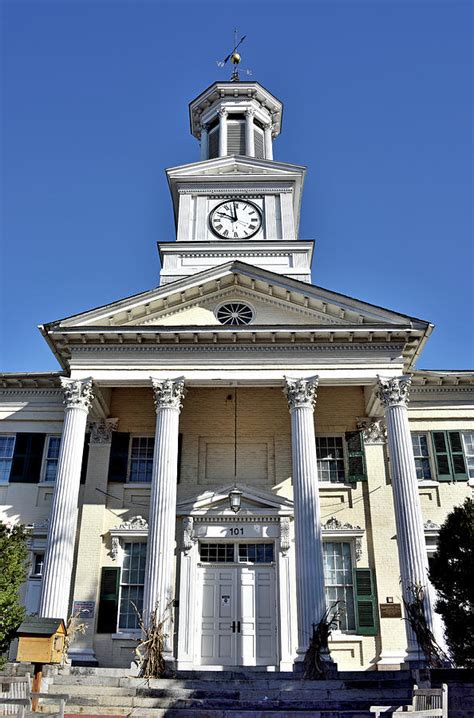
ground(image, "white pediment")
xmin=166 ymin=155 xmax=306 ymax=181
xmin=51 ymin=261 xmax=428 ymax=331
xmin=176 ymin=484 xmax=293 ymax=516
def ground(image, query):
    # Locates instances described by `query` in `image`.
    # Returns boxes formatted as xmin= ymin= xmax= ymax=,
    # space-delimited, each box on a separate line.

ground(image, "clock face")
xmin=209 ymin=199 xmax=262 ymax=239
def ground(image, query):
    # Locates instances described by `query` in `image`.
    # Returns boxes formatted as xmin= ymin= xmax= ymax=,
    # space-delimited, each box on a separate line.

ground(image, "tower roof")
xmin=189 ymin=81 xmax=283 ymax=140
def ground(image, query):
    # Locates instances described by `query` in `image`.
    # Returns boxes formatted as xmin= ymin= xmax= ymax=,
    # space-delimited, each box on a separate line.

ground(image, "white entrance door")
xmin=198 ymin=563 xmax=277 ymax=666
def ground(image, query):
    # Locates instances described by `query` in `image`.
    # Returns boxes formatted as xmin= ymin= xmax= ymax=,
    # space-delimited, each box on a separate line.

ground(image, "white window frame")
xmin=0 ymin=434 xmax=16 ymax=483
xmin=31 ymin=552 xmax=45 ymax=578
xmin=411 ymin=432 xmax=435 ymax=483
xmin=127 ymin=435 xmax=155 ymax=484
xmin=322 ymin=539 xmax=358 ymax=633
xmin=117 ymin=539 xmax=147 ymax=633
xmin=316 ymin=434 xmax=348 ymax=485
xmin=40 ymin=435 xmax=62 ymax=483
xmin=461 ymin=431 xmax=474 ymax=484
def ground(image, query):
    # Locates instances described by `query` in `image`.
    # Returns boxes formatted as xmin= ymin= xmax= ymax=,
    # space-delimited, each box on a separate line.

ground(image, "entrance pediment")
xmin=176 ymin=484 xmax=293 ymax=516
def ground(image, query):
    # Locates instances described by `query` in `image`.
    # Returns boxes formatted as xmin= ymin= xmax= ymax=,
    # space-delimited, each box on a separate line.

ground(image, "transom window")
xmin=462 ymin=432 xmax=474 ymax=479
xmin=199 ymin=542 xmax=274 ymax=564
xmin=411 ymin=433 xmax=432 ymax=480
xmin=323 ymin=541 xmax=356 ymax=631
xmin=119 ymin=542 xmax=146 ymax=630
xmin=0 ymin=436 xmax=15 ymax=482
xmin=216 ymin=303 xmax=254 ymax=326
xmin=43 ymin=436 xmax=61 ymax=482
xmin=316 ymin=436 xmax=345 ymax=483
xmin=129 ymin=437 xmax=155 ymax=482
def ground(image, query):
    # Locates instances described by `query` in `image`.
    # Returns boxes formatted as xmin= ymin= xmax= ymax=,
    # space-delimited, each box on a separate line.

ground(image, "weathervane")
xmin=216 ymin=30 xmax=252 ymax=82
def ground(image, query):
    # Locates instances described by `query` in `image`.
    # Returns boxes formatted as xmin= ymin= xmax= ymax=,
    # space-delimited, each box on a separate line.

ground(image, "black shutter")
xmin=10 ymin=433 xmax=46 ymax=483
xmin=80 ymin=432 xmax=91 ymax=485
xmin=355 ymin=568 xmax=378 ymax=635
xmin=345 ymin=431 xmax=367 ymax=483
xmin=177 ymin=433 xmax=183 ymax=484
xmin=97 ymin=567 xmax=120 ymax=633
xmin=107 ymin=432 xmax=130 ymax=482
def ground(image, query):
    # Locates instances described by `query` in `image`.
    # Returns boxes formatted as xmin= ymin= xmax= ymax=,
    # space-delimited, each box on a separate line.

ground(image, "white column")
xmin=218 ymin=108 xmax=228 ymax=157
xmin=200 ymin=123 xmax=208 ymax=161
xmin=377 ymin=375 xmax=434 ymax=662
xmin=39 ymin=377 xmax=93 ymax=620
xmin=245 ymin=108 xmax=255 ymax=157
xmin=142 ymin=377 xmax=186 ymax=653
xmin=284 ymin=376 xmax=327 ymax=659
xmin=264 ymin=123 xmax=273 ymax=160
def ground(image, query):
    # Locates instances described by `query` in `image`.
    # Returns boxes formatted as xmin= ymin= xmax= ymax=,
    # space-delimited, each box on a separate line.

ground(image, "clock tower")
xmin=158 ymin=80 xmax=314 ymax=285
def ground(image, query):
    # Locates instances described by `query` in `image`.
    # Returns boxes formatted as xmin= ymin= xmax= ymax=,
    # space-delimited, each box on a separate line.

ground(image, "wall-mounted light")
xmin=228 ymin=486 xmax=243 ymax=514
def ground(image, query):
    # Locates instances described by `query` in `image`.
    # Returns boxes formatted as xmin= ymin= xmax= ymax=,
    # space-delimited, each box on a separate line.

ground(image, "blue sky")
xmin=1 ymin=0 xmax=472 ymax=372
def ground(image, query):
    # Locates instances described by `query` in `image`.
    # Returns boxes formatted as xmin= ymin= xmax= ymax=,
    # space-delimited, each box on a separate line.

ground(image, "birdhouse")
xmin=16 ymin=617 xmax=66 ymax=664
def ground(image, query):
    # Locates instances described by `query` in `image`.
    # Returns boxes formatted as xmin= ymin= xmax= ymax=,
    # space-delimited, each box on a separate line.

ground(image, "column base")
xmin=375 ymin=650 xmax=407 ymax=671
xmin=68 ymin=648 xmax=99 ymax=667
xmin=403 ymin=646 xmax=427 ymax=669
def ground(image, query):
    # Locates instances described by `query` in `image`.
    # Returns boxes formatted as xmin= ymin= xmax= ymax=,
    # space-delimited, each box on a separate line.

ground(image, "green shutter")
xmin=345 ymin=431 xmax=367 ymax=483
xmin=107 ymin=432 xmax=130 ymax=482
xmin=355 ymin=568 xmax=378 ymax=635
xmin=431 ymin=432 xmax=452 ymax=481
xmin=10 ymin=433 xmax=46 ymax=483
xmin=447 ymin=432 xmax=468 ymax=481
xmin=97 ymin=567 xmax=120 ymax=633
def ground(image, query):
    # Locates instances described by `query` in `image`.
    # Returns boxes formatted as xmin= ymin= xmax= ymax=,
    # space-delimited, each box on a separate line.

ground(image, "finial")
xmin=216 ymin=30 xmax=252 ymax=82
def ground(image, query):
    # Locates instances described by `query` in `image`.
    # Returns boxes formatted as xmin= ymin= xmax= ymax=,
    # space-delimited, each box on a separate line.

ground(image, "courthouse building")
xmin=1 ymin=75 xmax=473 ymax=672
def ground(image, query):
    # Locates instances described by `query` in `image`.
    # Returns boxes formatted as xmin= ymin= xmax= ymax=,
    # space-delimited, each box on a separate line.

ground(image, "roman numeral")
xmin=223 ymin=229 xmax=229 ymax=237
xmin=233 ymin=231 xmax=239 ymax=238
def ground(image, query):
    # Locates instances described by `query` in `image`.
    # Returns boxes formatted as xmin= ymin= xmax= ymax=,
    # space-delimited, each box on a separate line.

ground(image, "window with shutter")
xmin=345 ymin=431 xmax=367 ymax=483
xmin=97 ymin=567 xmax=121 ymax=633
xmin=227 ymin=120 xmax=245 ymax=154
xmin=254 ymin=127 xmax=264 ymax=158
xmin=323 ymin=541 xmax=356 ymax=630
xmin=10 ymin=433 xmax=46 ymax=483
xmin=448 ymin=432 xmax=468 ymax=479
xmin=208 ymin=127 xmax=219 ymax=158
xmin=355 ymin=568 xmax=378 ymax=635
xmin=108 ymin=432 xmax=130 ymax=482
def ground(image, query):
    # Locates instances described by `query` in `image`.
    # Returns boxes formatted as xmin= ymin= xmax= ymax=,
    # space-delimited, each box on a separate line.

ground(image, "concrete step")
xmin=60 ymin=710 xmax=374 ymax=718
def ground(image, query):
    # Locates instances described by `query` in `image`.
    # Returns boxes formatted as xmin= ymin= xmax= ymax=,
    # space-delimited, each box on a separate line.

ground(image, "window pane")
xmin=316 ymin=437 xmax=345 ymax=483
xmin=323 ymin=541 xmax=355 ymax=631
xmin=0 ymin=436 xmax=15 ymax=482
xmin=129 ymin=437 xmax=154 ymax=482
xmin=411 ymin=434 xmax=432 ymax=480
xmin=118 ymin=542 xmax=147 ymax=630
xmin=238 ymin=543 xmax=274 ymax=563
xmin=462 ymin=433 xmax=474 ymax=478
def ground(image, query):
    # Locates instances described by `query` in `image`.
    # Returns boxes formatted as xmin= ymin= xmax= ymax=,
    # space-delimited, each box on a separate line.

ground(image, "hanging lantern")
xmin=228 ymin=486 xmax=243 ymax=513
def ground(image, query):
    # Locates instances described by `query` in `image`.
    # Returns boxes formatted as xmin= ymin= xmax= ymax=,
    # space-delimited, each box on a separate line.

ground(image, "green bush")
xmin=0 ymin=523 xmax=29 ymax=666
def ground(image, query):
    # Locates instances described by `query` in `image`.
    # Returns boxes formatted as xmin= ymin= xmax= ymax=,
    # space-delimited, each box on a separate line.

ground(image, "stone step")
xmin=60 ymin=709 xmax=374 ymax=718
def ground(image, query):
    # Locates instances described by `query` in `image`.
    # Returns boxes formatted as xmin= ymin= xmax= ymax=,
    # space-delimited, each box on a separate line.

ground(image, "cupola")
xmin=189 ymin=81 xmax=283 ymax=161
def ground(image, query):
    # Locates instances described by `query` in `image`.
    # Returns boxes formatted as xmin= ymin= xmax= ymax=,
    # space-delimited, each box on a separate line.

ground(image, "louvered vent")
xmin=208 ymin=127 xmax=219 ymax=159
xmin=254 ymin=128 xmax=264 ymax=159
xmin=227 ymin=120 xmax=245 ymax=155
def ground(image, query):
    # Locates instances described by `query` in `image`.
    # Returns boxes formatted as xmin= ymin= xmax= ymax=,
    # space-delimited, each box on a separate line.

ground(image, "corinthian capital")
xmin=284 ymin=376 xmax=318 ymax=411
xmin=245 ymin=107 xmax=255 ymax=118
xmin=60 ymin=377 xmax=94 ymax=411
xmin=218 ymin=108 xmax=228 ymax=119
xmin=150 ymin=377 xmax=186 ymax=412
xmin=376 ymin=375 xmax=411 ymax=408
xmin=89 ymin=418 xmax=119 ymax=445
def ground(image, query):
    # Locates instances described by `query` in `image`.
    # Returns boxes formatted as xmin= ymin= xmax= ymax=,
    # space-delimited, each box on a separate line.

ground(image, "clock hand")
xmin=215 ymin=212 xmax=234 ymax=220
xmin=232 ymin=201 xmax=238 ymax=221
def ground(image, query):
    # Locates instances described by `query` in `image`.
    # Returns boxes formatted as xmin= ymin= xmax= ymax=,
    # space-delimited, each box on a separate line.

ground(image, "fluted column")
xmin=39 ymin=377 xmax=93 ymax=620
xmin=264 ymin=123 xmax=273 ymax=160
xmin=143 ymin=377 xmax=186 ymax=652
xmin=200 ymin=123 xmax=208 ymax=160
xmin=377 ymin=375 xmax=434 ymax=662
xmin=218 ymin=108 xmax=228 ymax=156
xmin=245 ymin=108 xmax=255 ymax=157
xmin=284 ymin=376 xmax=327 ymax=658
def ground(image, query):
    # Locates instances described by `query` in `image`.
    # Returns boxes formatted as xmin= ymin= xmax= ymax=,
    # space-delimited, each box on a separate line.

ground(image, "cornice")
xmin=0 ymin=388 xmax=62 ymax=398
xmin=177 ymin=187 xmax=293 ymax=195
xmin=69 ymin=342 xmax=405 ymax=355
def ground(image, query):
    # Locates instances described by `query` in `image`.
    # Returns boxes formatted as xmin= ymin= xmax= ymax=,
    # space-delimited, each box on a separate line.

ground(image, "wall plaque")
xmin=380 ymin=602 xmax=402 ymax=618
xmin=72 ymin=600 xmax=95 ymax=619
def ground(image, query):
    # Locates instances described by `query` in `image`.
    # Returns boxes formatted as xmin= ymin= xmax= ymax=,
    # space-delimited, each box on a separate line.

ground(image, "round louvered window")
xmin=216 ymin=302 xmax=254 ymax=326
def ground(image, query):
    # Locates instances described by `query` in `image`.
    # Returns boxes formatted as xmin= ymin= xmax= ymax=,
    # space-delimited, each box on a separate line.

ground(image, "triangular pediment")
xmin=166 ymin=155 xmax=305 ymax=180
xmin=48 ymin=261 xmax=429 ymax=331
xmin=176 ymin=484 xmax=293 ymax=515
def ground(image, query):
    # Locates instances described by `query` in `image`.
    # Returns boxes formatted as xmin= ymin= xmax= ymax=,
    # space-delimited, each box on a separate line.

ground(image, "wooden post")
xmin=31 ymin=663 xmax=42 ymax=712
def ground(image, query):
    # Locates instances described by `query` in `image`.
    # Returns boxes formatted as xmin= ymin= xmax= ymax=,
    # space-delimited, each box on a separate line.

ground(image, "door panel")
xmin=198 ymin=561 xmax=277 ymax=666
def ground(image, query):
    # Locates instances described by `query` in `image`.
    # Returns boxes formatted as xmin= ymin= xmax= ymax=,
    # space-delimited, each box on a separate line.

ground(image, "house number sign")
xmin=195 ymin=523 xmax=280 ymax=539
